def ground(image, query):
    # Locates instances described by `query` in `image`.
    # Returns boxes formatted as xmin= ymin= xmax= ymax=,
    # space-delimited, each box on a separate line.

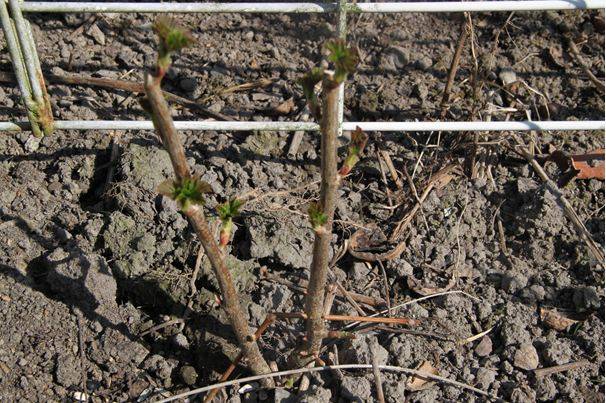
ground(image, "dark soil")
xmin=0 ymin=6 xmax=604 ymax=403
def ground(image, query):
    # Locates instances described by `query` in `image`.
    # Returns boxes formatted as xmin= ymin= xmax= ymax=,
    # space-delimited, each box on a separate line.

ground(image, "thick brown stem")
xmin=143 ymin=72 xmax=272 ymax=380
xmin=304 ymin=81 xmax=340 ymax=356
xmin=440 ymin=19 xmax=468 ymax=118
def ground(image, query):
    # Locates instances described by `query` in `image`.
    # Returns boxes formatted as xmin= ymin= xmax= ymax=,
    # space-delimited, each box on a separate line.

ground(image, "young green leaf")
xmin=299 ymin=67 xmax=324 ymax=121
xmin=308 ymin=202 xmax=328 ymax=231
xmin=216 ymin=198 xmax=244 ymax=247
xmin=153 ymin=17 xmax=195 ymax=74
xmin=339 ymin=126 xmax=369 ymax=176
xmin=158 ymin=175 xmax=211 ymax=211
xmin=325 ymin=39 xmax=359 ymax=84
xmin=217 ymin=198 xmax=244 ymax=221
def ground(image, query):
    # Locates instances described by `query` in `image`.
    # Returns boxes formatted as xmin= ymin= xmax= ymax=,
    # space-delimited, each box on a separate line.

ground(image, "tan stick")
xmin=144 ymin=72 xmax=272 ymax=380
xmin=440 ymin=19 xmax=468 ymax=118
xmin=377 ymin=261 xmax=392 ymax=317
xmin=304 ymin=80 xmax=340 ymax=356
xmin=261 ymin=270 xmax=385 ymax=307
xmin=272 ymin=311 xmax=419 ymax=326
xmin=534 ymin=360 xmax=590 ymax=377
xmin=0 ymin=71 xmax=233 ymax=121
xmin=371 ymin=344 xmax=386 ymax=403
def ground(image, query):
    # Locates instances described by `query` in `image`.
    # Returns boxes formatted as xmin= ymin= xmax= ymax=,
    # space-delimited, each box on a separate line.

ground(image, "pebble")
xmin=172 ymin=333 xmax=189 ymax=349
xmin=416 ymin=56 xmax=433 ymax=71
xmin=475 ymin=368 xmax=497 ymax=389
xmin=501 ymin=272 xmax=528 ymax=294
xmin=87 ymin=23 xmax=106 ymax=45
xmin=475 ymin=336 xmax=493 ymax=357
xmin=24 ymin=135 xmax=41 ymax=152
xmin=179 ymin=78 xmax=198 ymax=93
xmin=179 ymin=365 xmax=198 ymax=386
xmin=382 ymin=45 xmax=409 ymax=70
xmin=274 ymin=388 xmax=293 ymax=402
xmin=572 ymin=286 xmax=601 ymax=312
xmin=513 ymin=343 xmax=539 ymax=370
xmin=244 ymin=30 xmax=254 ymax=40
xmin=499 ymin=67 xmax=517 ymax=86
xmin=414 ymin=82 xmax=429 ymax=101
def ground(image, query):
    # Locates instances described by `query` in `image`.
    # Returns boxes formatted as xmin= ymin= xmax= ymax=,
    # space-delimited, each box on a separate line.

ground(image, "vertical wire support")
xmin=0 ymin=0 xmax=42 ymax=137
xmin=336 ymin=0 xmax=347 ymax=137
xmin=8 ymin=0 xmax=53 ymax=135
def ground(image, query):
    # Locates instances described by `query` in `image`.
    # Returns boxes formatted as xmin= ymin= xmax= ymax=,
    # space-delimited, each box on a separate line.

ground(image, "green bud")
xmin=325 ymin=39 xmax=359 ymax=84
xmin=158 ymin=175 xmax=211 ymax=211
xmin=308 ymin=202 xmax=328 ymax=230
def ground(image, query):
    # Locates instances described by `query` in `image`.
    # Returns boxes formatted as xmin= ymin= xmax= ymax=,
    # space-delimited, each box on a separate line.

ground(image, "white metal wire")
xmin=19 ymin=1 xmax=606 ymax=13
xmin=2 ymin=1 xmax=604 ymax=134
xmin=1 ymin=120 xmax=603 ymax=132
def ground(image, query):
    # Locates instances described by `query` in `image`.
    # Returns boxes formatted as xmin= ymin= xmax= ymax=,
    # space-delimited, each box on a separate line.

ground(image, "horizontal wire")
xmin=0 ymin=120 xmax=603 ymax=132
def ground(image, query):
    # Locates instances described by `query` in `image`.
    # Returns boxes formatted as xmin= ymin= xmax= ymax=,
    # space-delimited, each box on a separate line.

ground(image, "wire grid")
xmin=1 ymin=1 xmax=605 ymax=135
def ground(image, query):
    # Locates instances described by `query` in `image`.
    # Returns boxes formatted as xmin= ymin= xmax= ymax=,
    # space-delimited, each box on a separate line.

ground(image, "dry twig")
xmin=534 ymin=360 xmax=590 ymax=378
xmin=440 ymin=18 xmax=468 ymax=117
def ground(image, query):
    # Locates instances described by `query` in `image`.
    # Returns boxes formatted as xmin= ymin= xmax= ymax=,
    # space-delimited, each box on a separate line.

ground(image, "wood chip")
xmin=274 ymin=97 xmax=295 ymax=115
xmin=406 ymin=361 xmax=438 ymax=391
xmin=539 ymin=307 xmax=579 ymax=331
xmin=571 ymin=149 xmax=605 ymax=180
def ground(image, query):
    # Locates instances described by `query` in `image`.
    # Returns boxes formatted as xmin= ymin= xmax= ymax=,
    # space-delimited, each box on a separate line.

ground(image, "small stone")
xmin=392 ymin=259 xmax=414 ymax=278
xmin=179 ymin=365 xmax=198 ymax=386
xmin=55 ymin=227 xmax=72 ymax=242
xmin=24 ymin=135 xmax=41 ymax=152
xmin=244 ymin=31 xmax=254 ymax=40
xmin=172 ymin=333 xmax=189 ymax=349
xmin=18 ymin=358 xmax=27 ymax=366
xmin=179 ymin=78 xmax=198 ymax=93
xmin=350 ymin=261 xmax=370 ymax=282
xmin=382 ymin=45 xmax=409 ymax=71
xmin=475 ymin=336 xmax=493 ymax=357
xmin=499 ymin=67 xmax=517 ymax=86
xmin=94 ymin=69 xmax=118 ymax=78
xmin=341 ymin=376 xmax=372 ymax=401
xmin=416 ymin=56 xmax=433 ymax=71
xmin=87 ymin=23 xmax=106 ymax=45
xmin=519 ymin=284 xmax=546 ymax=303
xmin=252 ymin=93 xmax=272 ymax=101
xmin=572 ymin=286 xmax=601 ymax=312
xmin=501 ymin=273 xmax=528 ymax=294
xmin=513 ymin=343 xmax=539 ymax=370
xmin=60 ymin=44 xmax=71 ymax=59
xmin=475 ymin=368 xmax=497 ymax=389
xmin=542 ymin=341 xmax=574 ymax=365
xmin=414 ymin=82 xmax=429 ymax=101
xmin=274 ymin=387 xmax=294 ymax=402
xmin=340 ymin=335 xmax=388 ymax=366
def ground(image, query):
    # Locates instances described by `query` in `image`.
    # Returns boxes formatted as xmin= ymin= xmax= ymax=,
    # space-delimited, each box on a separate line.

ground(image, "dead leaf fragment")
xmin=406 ymin=361 xmax=439 ymax=391
xmin=546 ymin=148 xmax=604 ymax=186
xmin=407 ymin=275 xmax=456 ymax=297
xmin=348 ymin=224 xmax=406 ymax=262
xmin=571 ymin=149 xmax=604 ymax=180
xmin=539 ymin=307 xmax=579 ymax=331
xmin=273 ymin=97 xmax=294 ymax=115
